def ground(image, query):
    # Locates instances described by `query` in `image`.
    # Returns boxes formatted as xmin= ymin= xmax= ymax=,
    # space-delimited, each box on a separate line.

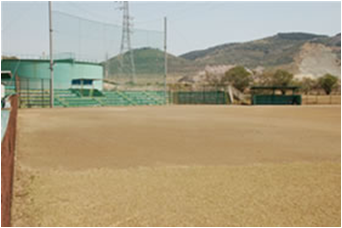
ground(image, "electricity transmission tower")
xmin=118 ymin=1 xmax=136 ymax=84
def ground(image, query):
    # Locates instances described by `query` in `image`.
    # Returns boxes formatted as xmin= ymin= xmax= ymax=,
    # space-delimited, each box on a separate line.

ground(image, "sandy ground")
xmin=12 ymin=105 xmax=341 ymax=226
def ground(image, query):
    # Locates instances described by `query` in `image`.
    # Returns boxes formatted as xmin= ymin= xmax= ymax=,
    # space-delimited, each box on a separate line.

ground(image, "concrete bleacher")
xmin=54 ymin=89 xmax=102 ymax=107
xmin=55 ymin=89 xmax=167 ymax=107
xmin=121 ymin=91 xmax=163 ymax=105
xmin=100 ymin=91 xmax=167 ymax=106
xmin=5 ymin=86 xmax=168 ymax=108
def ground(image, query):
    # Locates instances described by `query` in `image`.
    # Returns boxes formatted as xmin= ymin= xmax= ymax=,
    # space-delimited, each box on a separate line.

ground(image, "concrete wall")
xmin=1 ymin=59 xmax=103 ymax=90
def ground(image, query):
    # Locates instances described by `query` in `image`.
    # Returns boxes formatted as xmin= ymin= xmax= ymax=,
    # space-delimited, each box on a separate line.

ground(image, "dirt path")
xmin=12 ymin=106 xmax=341 ymax=226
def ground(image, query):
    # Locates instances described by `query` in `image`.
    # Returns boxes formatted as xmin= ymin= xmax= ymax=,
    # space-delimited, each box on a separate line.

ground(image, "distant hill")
xmin=181 ymin=33 xmax=333 ymax=67
xmin=311 ymin=33 xmax=341 ymax=47
xmin=105 ymin=48 xmax=201 ymax=78
xmin=104 ymin=32 xmax=341 ymax=80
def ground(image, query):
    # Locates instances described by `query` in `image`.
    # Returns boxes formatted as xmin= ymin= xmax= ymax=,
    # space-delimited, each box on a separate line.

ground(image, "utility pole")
xmin=119 ymin=1 xmax=136 ymax=84
xmin=164 ymin=17 xmax=168 ymax=104
xmin=1 ymin=2 xmax=5 ymax=62
xmin=1 ymin=28 xmax=4 ymax=62
xmin=48 ymin=1 xmax=54 ymax=108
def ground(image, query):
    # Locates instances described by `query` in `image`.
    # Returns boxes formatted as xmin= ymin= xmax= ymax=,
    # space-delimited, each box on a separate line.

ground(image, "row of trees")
xmin=221 ymin=66 xmax=340 ymax=95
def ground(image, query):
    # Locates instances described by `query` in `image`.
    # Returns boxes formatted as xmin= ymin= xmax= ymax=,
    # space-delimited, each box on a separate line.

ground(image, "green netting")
xmin=172 ymin=91 xmax=228 ymax=105
xmin=53 ymin=11 xmax=165 ymax=87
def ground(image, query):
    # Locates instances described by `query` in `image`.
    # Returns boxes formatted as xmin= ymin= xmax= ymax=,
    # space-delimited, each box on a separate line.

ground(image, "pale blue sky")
xmin=1 ymin=1 xmax=341 ymax=57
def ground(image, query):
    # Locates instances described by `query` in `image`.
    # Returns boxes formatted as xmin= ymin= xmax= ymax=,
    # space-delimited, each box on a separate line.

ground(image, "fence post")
xmin=316 ymin=91 xmax=318 ymax=104
xmin=27 ymin=79 xmax=30 ymax=108
xmin=41 ymin=79 xmax=44 ymax=107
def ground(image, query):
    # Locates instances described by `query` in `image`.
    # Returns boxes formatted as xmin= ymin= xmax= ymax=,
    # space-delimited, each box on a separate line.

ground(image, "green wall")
xmin=1 ymin=59 xmax=103 ymax=90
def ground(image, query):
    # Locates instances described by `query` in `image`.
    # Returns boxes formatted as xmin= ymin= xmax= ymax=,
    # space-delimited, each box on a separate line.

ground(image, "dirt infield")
xmin=1 ymin=95 xmax=18 ymax=227
xmin=12 ymin=105 xmax=341 ymax=226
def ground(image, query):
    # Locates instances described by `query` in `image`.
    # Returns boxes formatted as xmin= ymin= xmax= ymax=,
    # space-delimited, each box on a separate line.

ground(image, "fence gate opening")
xmin=17 ymin=78 xmax=51 ymax=108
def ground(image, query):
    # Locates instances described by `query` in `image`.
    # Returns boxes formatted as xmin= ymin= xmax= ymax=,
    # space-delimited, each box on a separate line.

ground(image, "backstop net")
xmin=53 ymin=11 xmax=165 ymax=91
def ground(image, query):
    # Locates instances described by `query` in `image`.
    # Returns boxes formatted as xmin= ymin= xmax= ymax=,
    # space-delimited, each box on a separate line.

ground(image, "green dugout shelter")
xmin=250 ymin=86 xmax=302 ymax=105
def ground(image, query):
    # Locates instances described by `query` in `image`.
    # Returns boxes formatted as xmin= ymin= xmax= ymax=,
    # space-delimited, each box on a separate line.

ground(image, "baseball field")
xmin=12 ymin=105 xmax=341 ymax=226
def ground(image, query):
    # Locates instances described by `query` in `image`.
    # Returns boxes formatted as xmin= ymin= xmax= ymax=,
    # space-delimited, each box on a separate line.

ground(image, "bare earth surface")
xmin=12 ymin=105 xmax=341 ymax=226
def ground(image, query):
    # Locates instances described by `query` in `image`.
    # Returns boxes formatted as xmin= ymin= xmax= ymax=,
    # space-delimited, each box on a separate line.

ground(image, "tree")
xmin=271 ymin=70 xmax=294 ymax=94
xmin=299 ymin=77 xmax=317 ymax=95
xmin=253 ymin=71 xmax=273 ymax=86
xmin=222 ymin=66 xmax=252 ymax=91
xmin=318 ymin=74 xmax=338 ymax=95
xmin=271 ymin=69 xmax=294 ymax=86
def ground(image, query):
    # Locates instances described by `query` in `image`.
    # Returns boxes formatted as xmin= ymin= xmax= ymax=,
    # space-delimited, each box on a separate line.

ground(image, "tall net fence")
xmin=53 ymin=11 xmax=165 ymax=89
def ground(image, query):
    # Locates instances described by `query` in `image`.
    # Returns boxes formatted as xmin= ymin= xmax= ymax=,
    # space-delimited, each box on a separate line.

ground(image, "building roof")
xmin=250 ymin=86 xmax=300 ymax=90
xmin=2 ymin=58 xmax=102 ymax=66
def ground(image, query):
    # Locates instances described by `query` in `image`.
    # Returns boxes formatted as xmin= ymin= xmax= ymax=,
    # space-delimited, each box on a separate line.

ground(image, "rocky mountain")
xmin=180 ymin=32 xmax=341 ymax=78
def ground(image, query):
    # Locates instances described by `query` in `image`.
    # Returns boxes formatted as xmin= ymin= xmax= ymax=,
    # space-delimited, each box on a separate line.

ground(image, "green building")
xmin=1 ymin=58 xmax=103 ymax=90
